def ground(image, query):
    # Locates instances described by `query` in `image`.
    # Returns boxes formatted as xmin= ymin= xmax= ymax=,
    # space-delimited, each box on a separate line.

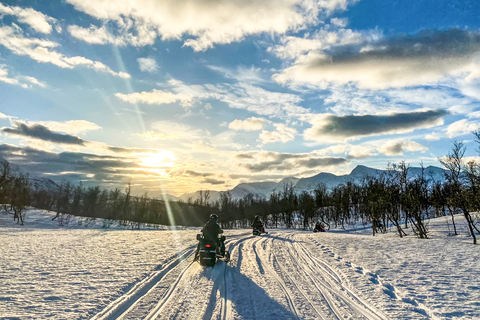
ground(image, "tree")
xmin=440 ymin=141 xmax=477 ymax=244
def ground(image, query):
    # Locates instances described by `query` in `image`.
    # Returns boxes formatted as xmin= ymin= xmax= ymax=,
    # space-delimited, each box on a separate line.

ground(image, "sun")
xmin=138 ymin=150 xmax=176 ymax=168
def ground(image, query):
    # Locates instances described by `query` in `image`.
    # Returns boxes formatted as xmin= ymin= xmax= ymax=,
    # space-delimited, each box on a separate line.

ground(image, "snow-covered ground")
xmin=1 ymin=209 xmax=479 ymax=319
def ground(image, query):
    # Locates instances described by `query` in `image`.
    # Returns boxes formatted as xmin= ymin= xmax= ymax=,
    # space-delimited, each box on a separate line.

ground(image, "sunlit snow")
xmin=1 ymin=209 xmax=479 ymax=319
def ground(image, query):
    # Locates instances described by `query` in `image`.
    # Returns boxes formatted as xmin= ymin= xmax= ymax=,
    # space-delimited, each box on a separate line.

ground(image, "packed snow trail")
xmin=91 ymin=231 xmax=390 ymax=320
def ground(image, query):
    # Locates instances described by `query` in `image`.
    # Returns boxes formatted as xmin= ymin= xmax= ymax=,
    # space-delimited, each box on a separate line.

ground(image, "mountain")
xmin=178 ymin=165 xmax=450 ymax=203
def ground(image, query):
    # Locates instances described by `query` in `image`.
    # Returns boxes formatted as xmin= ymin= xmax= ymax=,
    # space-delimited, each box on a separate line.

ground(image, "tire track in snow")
xmin=288 ymin=234 xmax=387 ymax=319
xmin=257 ymin=235 xmax=301 ymax=319
xmin=91 ymin=247 xmax=194 ymax=320
xmin=307 ymin=235 xmax=440 ymax=319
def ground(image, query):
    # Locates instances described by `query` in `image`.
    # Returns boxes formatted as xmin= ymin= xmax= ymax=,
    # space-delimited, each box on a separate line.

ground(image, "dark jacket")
xmin=252 ymin=219 xmax=263 ymax=229
xmin=202 ymin=219 xmax=223 ymax=241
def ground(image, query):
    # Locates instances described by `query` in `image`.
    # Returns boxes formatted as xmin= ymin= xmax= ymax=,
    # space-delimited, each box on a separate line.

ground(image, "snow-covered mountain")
xmin=0 ymin=157 xmax=59 ymax=192
xmin=178 ymin=165 xmax=449 ymax=203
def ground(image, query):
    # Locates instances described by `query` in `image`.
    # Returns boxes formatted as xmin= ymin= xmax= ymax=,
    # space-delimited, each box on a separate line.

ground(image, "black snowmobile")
xmin=252 ymin=226 xmax=268 ymax=236
xmin=196 ymin=234 xmax=230 ymax=267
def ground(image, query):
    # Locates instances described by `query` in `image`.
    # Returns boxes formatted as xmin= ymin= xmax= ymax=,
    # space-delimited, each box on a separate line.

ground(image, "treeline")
xmin=1 ymin=137 xmax=480 ymax=243
xmin=0 ymin=162 xmax=211 ymax=227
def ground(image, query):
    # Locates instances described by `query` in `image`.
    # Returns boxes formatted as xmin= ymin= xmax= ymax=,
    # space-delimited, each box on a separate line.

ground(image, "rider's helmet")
xmin=254 ymin=215 xmax=260 ymax=220
xmin=210 ymin=214 xmax=218 ymax=221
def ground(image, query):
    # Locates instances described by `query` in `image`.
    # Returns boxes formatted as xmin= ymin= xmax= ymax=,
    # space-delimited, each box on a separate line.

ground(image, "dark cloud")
xmin=241 ymin=155 xmax=347 ymax=173
xmin=306 ymin=109 xmax=448 ymax=141
xmin=236 ymin=153 xmax=255 ymax=160
xmin=0 ymin=144 xmax=136 ymax=180
xmin=203 ymin=178 xmax=225 ymax=185
xmin=329 ymin=29 xmax=480 ymax=63
xmin=276 ymin=29 xmax=480 ymax=88
xmin=2 ymin=122 xmax=85 ymax=145
xmin=296 ymin=157 xmax=346 ymax=168
xmin=108 ymin=146 xmax=158 ymax=154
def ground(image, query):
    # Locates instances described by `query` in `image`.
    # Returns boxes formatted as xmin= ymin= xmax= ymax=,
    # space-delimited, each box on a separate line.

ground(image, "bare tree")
xmin=440 ymin=141 xmax=477 ymax=244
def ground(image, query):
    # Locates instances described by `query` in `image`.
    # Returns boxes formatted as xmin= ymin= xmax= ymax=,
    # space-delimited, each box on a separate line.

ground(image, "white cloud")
xmin=166 ymin=78 xmax=308 ymax=119
xmin=0 ymin=64 xmax=45 ymax=88
xmin=377 ymin=139 xmax=427 ymax=156
xmin=0 ymin=3 xmax=56 ymax=34
xmin=209 ymin=65 xmax=265 ymax=84
xmin=447 ymin=119 xmax=480 ymax=138
xmin=65 ymin=0 xmax=352 ymax=51
xmin=0 ymin=26 xmax=130 ymax=78
xmin=68 ymin=23 xmax=157 ymax=47
xmin=259 ymin=123 xmax=297 ymax=144
xmin=36 ymin=120 xmax=101 ymax=135
xmin=115 ymin=89 xmax=193 ymax=107
xmin=229 ymin=117 xmax=267 ymax=131
xmin=137 ymin=57 xmax=158 ymax=73
xmin=269 ymin=28 xmax=365 ymax=60
xmin=330 ymin=17 xmax=348 ymax=27
xmin=425 ymin=133 xmax=441 ymax=141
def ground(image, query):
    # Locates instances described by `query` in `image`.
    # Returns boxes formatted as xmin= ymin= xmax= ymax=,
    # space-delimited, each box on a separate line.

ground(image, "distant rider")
xmin=314 ymin=220 xmax=325 ymax=232
xmin=252 ymin=215 xmax=266 ymax=233
xmin=194 ymin=214 xmax=225 ymax=261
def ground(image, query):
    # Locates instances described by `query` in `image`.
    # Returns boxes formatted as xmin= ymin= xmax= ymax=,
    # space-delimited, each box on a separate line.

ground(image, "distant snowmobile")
xmin=196 ymin=234 xmax=230 ymax=267
xmin=252 ymin=226 xmax=268 ymax=236
xmin=313 ymin=221 xmax=326 ymax=232
xmin=252 ymin=215 xmax=268 ymax=235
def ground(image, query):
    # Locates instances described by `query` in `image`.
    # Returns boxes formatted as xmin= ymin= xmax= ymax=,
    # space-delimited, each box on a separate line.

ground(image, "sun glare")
xmin=138 ymin=150 xmax=176 ymax=168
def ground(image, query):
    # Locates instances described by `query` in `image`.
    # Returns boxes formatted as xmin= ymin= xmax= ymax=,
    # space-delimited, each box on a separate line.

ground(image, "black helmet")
xmin=210 ymin=214 xmax=218 ymax=221
xmin=254 ymin=215 xmax=260 ymax=220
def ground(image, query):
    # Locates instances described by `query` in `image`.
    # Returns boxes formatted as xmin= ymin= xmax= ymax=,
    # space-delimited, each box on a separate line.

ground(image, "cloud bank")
xmin=304 ymin=109 xmax=448 ymax=142
xmin=66 ymin=0 xmax=352 ymax=51
xmin=275 ymin=29 xmax=480 ymax=89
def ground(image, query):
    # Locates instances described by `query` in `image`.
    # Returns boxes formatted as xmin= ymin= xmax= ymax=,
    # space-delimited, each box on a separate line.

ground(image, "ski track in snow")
xmin=3 ymin=212 xmax=480 ymax=320
xmin=86 ymin=232 xmax=389 ymax=320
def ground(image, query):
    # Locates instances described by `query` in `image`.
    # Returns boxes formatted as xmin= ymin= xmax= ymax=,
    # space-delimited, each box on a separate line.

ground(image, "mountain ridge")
xmin=177 ymin=164 xmax=449 ymax=203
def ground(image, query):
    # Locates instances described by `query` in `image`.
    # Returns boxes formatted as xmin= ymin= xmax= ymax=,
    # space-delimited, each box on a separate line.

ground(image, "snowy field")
xmin=1 ymin=209 xmax=479 ymax=319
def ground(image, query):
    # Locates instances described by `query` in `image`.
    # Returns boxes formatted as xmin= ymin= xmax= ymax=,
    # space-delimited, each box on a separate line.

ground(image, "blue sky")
xmin=1 ymin=0 xmax=480 ymax=197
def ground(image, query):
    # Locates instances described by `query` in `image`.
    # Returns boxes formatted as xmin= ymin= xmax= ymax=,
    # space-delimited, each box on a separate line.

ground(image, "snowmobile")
xmin=252 ymin=226 xmax=268 ymax=236
xmin=313 ymin=222 xmax=326 ymax=232
xmin=196 ymin=234 xmax=230 ymax=267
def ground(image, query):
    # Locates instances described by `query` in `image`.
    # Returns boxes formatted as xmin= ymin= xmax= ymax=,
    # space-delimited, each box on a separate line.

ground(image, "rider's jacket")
xmin=202 ymin=220 xmax=223 ymax=242
xmin=252 ymin=219 xmax=263 ymax=228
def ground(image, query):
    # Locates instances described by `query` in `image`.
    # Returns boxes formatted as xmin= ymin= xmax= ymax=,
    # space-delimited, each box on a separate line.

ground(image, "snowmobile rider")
xmin=252 ymin=215 xmax=266 ymax=233
xmin=194 ymin=214 xmax=226 ymax=261
xmin=314 ymin=220 xmax=325 ymax=232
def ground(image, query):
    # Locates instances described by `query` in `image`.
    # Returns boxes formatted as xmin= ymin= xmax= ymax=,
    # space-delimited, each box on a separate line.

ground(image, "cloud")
xmin=65 ymin=0 xmax=352 ymax=51
xmin=216 ymin=83 xmax=307 ymax=118
xmin=0 ymin=64 xmax=45 ymax=88
xmin=137 ymin=57 xmax=158 ymax=73
xmin=236 ymin=150 xmax=347 ymax=173
xmin=208 ymin=65 xmax=266 ymax=84
xmin=269 ymin=28 xmax=365 ymax=60
xmin=259 ymin=123 xmax=297 ymax=144
xmin=304 ymin=109 xmax=448 ymax=143
xmin=241 ymin=155 xmax=346 ymax=172
xmin=0 ymin=3 xmax=56 ymax=34
xmin=34 ymin=120 xmax=101 ymax=135
xmin=2 ymin=122 xmax=86 ymax=145
xmin=274 ymin=29 xmax=480 ymax=89
xmin=447 ymin=119 xmax=480 ymax=138
xmin=377 ymin=140 xmax=427 ymax=156
xmin=115 ymin=89 xmax=193 ymax=107
xmin=68 ymin=23 xmax=158 ymax=47
xmin=229 ymin=117 xmax=267 ymax=131
xmin=203 ymin=178 xmax=225 ymax=185
xmin=0 ymin=26 xmax=130 ymax=78
xmin=143 ymin=79 xmax=308 ymax=119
